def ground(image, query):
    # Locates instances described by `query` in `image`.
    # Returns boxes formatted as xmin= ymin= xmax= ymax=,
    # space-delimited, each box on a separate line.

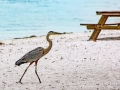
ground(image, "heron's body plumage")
xmin=15 ymin=47 xmax=44 ymax=66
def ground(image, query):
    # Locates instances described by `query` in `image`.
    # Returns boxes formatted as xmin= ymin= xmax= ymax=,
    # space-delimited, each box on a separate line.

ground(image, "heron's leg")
xmin=35 ymin=60 xmax=41 ymax=83
xmin=17 ymin=61 xmax=34 ymax=84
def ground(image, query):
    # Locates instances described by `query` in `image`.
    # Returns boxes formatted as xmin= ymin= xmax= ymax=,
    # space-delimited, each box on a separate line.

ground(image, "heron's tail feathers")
xmin=15 ymin=58 xmax=27 ymax=66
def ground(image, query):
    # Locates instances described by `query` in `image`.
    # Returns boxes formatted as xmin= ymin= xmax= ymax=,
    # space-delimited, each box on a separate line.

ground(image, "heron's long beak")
xmin=54 ymin=31 xmax=63 ymax=35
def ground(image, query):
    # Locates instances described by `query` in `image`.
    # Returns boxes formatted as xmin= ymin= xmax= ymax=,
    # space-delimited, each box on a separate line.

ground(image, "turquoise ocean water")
xmin=0 ymin=0 xmax=120 ymax=40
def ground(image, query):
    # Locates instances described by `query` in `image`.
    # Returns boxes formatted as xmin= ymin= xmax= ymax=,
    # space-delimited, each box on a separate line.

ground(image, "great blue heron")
xmin=15 ymin=31 xmax=63 ymax=84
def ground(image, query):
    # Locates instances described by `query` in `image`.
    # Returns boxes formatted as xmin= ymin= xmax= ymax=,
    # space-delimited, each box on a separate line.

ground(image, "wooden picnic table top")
xmin=96 ymin=11 xmax=120 ymax=16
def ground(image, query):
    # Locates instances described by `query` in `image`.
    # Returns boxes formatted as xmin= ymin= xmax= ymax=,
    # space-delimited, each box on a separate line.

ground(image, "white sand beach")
xmin=0 ymin=31 xmax=120 ymax=90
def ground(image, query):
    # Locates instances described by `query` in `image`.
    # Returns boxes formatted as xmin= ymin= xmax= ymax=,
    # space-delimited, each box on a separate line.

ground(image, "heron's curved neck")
xmin=44 ymin=34 xmax=52 ymax=54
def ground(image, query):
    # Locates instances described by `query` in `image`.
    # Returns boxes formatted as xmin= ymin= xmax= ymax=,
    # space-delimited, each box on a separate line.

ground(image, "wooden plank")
xmin=100 ymin=13 xmax=120 ymax=16
xmin=89 ymin=15 xmax=108 ymax=41
xmin=96 ymin=11 xmax=120 ymax=15
xmin=96 ymin=11 xmax=120 ymax=13
xmin=87 ymin=25 xmax=120 ymax=30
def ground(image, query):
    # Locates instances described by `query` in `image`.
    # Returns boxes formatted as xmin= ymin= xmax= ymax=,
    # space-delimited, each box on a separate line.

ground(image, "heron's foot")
xmin=39 ymin=81 xmax=41 ymax=83
xmin=38 ymin=79 xmax=41 ymax=83
xmin=16 ymin=81 xmax=22 ymax=84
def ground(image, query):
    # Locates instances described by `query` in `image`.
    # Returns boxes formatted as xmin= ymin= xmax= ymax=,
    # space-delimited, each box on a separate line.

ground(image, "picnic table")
xmin=80 ymin=11 xmax=120 ymax=41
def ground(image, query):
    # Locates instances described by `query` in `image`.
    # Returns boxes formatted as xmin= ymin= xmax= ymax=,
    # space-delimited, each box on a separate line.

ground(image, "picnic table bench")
xmin=80 ymin=11 xmax=120 ymax=41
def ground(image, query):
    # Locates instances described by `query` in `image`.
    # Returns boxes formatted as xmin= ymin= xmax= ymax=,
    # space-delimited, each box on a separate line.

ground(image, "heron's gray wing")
xmin=15 ymin=47 xmax=44 ymax=66
xmin=24 ymin=47 xmax=44 ymax=60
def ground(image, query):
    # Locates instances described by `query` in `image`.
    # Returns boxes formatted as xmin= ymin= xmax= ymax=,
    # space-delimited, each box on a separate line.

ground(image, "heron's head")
xmin=48 ymin=31 xmax=63 ymax=35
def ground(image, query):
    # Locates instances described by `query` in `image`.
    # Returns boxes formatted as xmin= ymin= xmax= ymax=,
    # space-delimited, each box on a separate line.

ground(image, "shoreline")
xmin=1 ymin=30 xmax=120 ymax=47
xmin=0 ymin=31 xmax=74 ymax=45
xmin=0 ymin=31 xmax=120 ymax=90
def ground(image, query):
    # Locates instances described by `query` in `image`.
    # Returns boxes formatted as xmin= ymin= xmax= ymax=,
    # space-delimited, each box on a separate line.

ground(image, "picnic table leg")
xmin=89 ymin=15 xmax=108 ymax=41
